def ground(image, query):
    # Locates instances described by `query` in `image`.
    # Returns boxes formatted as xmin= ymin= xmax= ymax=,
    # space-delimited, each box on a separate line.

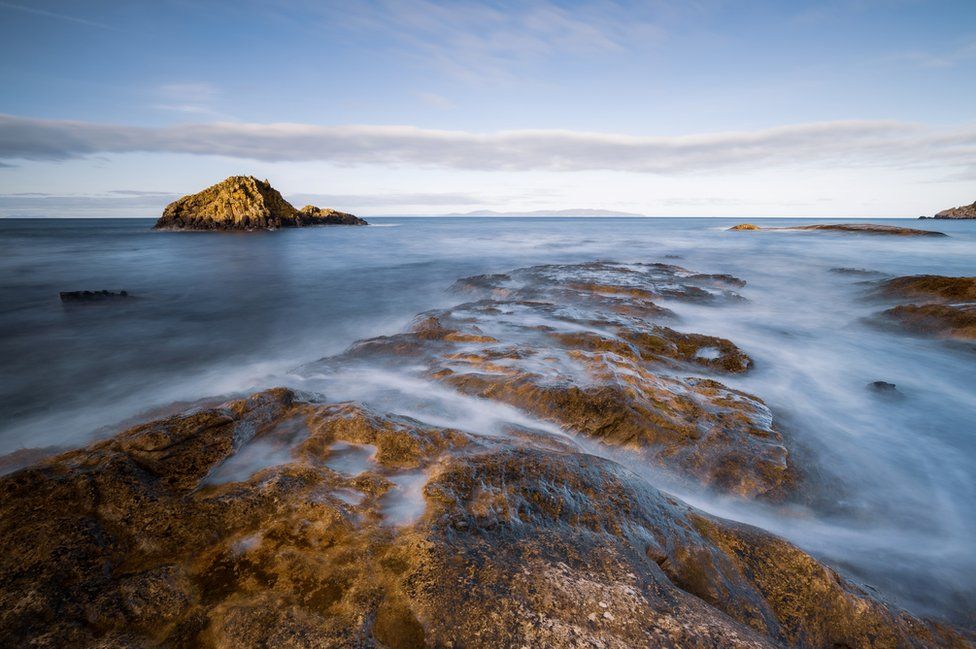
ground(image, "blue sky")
xmin=1 ymin=0 xmax=974 ymax=216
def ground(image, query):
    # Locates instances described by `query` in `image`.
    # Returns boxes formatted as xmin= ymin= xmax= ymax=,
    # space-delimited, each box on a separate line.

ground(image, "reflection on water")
xmin=0 ymin=216 xmax=974 ymax=622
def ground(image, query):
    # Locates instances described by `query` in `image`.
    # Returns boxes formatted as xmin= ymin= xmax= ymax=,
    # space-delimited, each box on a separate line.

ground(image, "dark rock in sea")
xmin=933 ymin=200 xmax=976 ymax=219
xmin=869 ymin=380 xmax=897 ymax=391
xmin=872 ymin=275 xmax=976 ymax=341
xmin=867 ymin=381 xmax=904 ymax=400
xmin=731 ymin=223 xmax=947 ymax=236
xmin=0 ymin=387 xmax=968 ymax=647
xmin=829 ymin=267 xmax=886 ymax=276
xmin=59 ymin=290 xmax=130 ymax=303
xmin=153 ymin=176 xmax=367 ymax=231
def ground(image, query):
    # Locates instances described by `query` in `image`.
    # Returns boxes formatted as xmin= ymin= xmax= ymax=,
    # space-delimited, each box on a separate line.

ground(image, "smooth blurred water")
xmin=0 ymin=216 xmax=973 ymax=623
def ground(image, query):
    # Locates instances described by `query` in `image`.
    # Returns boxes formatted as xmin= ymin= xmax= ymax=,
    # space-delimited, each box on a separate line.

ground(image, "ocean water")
xmin=0 ymin=216 xmax=973 ymax=624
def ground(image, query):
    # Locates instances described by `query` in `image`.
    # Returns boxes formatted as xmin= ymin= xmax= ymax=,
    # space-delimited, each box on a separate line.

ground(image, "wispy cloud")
xmin=286 ymin=192 xmax=485 ymax=207
xmin=295 ymin=0 xmax=667 ymax=82
xmin=0 ymin=1 xmax=115 ymax=30
xmin=1 ymin=114 xmax=974 ymax=175
xmin=0 ymin=191 xmax=179 ymax=217
xmin=152 ymin=82 xmax=228 ymax=118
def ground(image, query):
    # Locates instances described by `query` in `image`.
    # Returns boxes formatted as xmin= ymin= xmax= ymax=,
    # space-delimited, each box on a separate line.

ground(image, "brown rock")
xmin=878 ymin=275 xmax=976 ymax=303
xmin=0 ymin=394 xmax=967 ymax=647
xmin=874 ymin=275 xmax=976 ymax=341
xmin=153 ymin=176 xmax=366 ymax=231
xmin=734 ymin=223 xmax=946 ymax=236
xmin=298 ymin=205 xmax=367 ymax=226
xmin=934 ymin=201 xmax=976 ymax=219
xmin=729 ymin=223 xmax=762 ymax=230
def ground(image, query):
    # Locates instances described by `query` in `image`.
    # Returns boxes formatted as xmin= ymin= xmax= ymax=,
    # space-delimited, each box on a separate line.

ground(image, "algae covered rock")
xmin=153 ymin=176 xmax=366 ymax=231
xmin=873 ymin=275 xmax=976 ymax=341
xmin=0 ymin=387 xmax=969 ymax=648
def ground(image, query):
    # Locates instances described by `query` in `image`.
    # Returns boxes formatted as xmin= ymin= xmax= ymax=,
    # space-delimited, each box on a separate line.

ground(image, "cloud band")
xmin=1 ymin=114 xmax=974 ymax=174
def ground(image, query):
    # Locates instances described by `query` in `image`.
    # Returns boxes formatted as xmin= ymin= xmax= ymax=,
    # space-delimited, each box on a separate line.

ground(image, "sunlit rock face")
xmin=874 ymin=275 xmax=976 ymax=341
xmin=0 ymin=261 xmax=971 ymax=647
xmin=933 ymin=200 xmax=976 ymax=219
xmin=0 ymin=388 xmax=967 ymax=648
xmin=298 ymin=205 xmax=368 ymax=226
xmin=153 ymin=176 xmax=367 ymax=230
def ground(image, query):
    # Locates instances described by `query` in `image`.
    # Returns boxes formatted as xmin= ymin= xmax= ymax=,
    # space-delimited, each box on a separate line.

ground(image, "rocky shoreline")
xmin=0 ymin=261 xmax=972 ymax=647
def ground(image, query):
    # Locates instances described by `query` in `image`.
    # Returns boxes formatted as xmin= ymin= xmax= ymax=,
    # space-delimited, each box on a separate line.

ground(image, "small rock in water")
xmin=59 ymin=290 xmax=130 ymax=303
xmin=868 ymin=381 xmax=902 ymax=398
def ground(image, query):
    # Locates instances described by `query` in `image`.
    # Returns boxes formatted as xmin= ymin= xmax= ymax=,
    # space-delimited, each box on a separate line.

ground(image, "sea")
xmin=0 ymin=215 xmax=973 ymax=624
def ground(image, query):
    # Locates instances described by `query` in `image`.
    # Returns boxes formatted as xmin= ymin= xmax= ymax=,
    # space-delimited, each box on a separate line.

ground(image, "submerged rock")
xmin=933 ymin=200 xmax=976 ymax=219
xmin=730 ymin=223 xmax=947 ymax=236
xmin=0 ymin=388 xmax=968 ymax=647
xmin=59 ymin=289 xmax=130 ymax=303
xmin=331 ymin=261 xmax=790 ymax=499
xmin=153 ymin=176 xmax=366 ymax=231
xmin=878 ymin=275 xmax=976 ymax=303
xmin=873 ymin=275 xmax=976 ymax=341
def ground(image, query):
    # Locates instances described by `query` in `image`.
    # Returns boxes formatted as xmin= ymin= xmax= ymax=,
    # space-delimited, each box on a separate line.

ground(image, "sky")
xmin=0 ymin=0 xmax=974 ymax=217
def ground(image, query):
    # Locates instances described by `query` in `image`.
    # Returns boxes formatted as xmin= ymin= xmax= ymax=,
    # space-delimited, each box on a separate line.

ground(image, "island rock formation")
xmin=153 ymin=176 xmax=367 ymax=231
xmin=930 ymin=201 xmax=976 ymax=219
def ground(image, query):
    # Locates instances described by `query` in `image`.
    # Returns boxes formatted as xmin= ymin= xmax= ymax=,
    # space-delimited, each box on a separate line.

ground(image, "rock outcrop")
xmin=325 ymin=261 xmax=791 ymax=500
xmin=932 ymin=201 xmax=976 ymax=219
xmin=873 ymin=275 xmax=976 ymax=341
xmin=729 ymin=223 xmax=946 ymax=236
xmin=153 ymin=176 xmax=367 ymax=230
xmin=0 ymin=387 xmax=969 ymax=648
xmin=298 ymin=205 xmax=367 ymax=226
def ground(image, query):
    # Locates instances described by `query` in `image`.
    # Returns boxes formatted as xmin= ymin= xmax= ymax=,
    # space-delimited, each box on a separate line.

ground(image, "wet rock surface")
xmin=730 ymin=223 xmax=947 ymax=236
xmin=153 ymin=176 xmax=367 ymax=231
xmin=327 ymin=261 xmax=789 ymax=499
xmin=874 ymin=275 xmax=976 ymax=341
xmin=0 ymin=387 xmax=969 ymax=648
xmin=2 ymin=261 xmax=973 ymax=647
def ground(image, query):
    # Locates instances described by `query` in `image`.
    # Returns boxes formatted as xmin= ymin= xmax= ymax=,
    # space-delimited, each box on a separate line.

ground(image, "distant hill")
xmin=443 ymin=208 xmax=645 ymax=217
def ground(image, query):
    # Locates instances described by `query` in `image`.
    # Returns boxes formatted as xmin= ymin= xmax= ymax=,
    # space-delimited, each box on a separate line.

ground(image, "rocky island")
xmin=153 ymin=176 xmax=367 ymax=231
xmin=922 ymin=200 xmax=976 ymax=220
